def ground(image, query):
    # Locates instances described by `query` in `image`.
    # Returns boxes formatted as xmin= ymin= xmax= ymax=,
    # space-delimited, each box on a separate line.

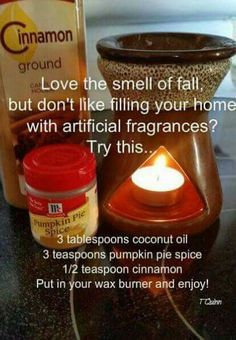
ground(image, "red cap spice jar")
xmin=23 ymin=144 xmax=98 ymax=249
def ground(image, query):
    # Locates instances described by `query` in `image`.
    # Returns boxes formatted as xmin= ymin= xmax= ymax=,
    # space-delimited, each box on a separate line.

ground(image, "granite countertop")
xmin=0 ymin=191 xmax=75 ymax=340
xmin=0 ymin=106 xmax=236 ymax=339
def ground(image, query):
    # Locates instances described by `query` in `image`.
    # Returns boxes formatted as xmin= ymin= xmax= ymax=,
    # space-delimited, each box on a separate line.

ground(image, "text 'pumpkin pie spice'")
xmin=23 ymin=144 xmax=98 ymax=249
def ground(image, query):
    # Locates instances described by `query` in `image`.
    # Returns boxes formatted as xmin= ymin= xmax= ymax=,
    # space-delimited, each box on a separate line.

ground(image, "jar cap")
xmin=23 ymin=144 xmax=96 ymax=192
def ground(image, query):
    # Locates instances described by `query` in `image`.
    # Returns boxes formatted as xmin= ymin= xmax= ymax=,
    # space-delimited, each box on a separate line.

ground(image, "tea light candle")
xmin=131 ymin=155 xmax=185 ymax=206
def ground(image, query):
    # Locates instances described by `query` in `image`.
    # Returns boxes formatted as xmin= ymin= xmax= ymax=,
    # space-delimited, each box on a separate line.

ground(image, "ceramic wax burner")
xmin=97 ymin=32 xmax=236 ymax=236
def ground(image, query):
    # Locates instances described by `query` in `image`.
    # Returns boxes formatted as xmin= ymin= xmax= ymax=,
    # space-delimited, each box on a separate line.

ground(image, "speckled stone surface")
xmin=0 ymin=187 xmax=75 ymax=340
xmin=98 ymin=58 xmax=230 ymax=110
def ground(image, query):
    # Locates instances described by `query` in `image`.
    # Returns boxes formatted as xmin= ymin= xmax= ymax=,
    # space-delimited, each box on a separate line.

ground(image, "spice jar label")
xmin=27 ymin=184 xmax=98 ymax=249
xmin=0 ymin=0 xmax=81 ymax=107
xmin=30 ymin=201 xmax=89 ymax=238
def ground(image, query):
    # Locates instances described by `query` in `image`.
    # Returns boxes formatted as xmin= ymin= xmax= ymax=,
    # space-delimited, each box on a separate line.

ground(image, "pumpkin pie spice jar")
xmin=23 ymin=144 xmax=98 ymax=249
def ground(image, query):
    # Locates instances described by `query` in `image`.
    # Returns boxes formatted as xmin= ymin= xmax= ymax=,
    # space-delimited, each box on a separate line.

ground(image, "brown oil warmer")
xmin=96 ymin=32 xmax=236 ymax=236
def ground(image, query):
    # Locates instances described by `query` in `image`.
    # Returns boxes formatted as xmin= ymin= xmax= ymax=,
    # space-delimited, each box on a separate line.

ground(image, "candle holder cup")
xmin=97 ymin=32 xmax=236 ymax=236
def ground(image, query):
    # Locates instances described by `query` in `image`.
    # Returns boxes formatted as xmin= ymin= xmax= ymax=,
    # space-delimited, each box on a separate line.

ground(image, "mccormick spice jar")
xmin=23 ymin=144 xmax=98 ymax=249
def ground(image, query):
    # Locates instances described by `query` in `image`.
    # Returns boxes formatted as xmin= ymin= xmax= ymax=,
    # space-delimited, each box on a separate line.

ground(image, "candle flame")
xmin=155 ymin=155 xmax=166 ymax=181
xmin=154 ymin=155 xmax=166 ymax=170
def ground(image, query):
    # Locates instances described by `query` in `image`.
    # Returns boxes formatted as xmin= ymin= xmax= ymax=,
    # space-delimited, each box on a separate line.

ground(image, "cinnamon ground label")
xmin=0 ymin=0 xmax=88 ymax=208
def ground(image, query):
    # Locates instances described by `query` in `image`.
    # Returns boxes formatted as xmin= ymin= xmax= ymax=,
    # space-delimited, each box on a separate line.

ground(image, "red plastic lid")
xmin=23 ymin=144 xmax=96 ymax=192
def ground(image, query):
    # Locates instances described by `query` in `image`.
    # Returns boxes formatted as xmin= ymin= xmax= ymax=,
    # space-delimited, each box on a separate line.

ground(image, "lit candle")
xmin=131 ymin=155 xmax=185 ymax=206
